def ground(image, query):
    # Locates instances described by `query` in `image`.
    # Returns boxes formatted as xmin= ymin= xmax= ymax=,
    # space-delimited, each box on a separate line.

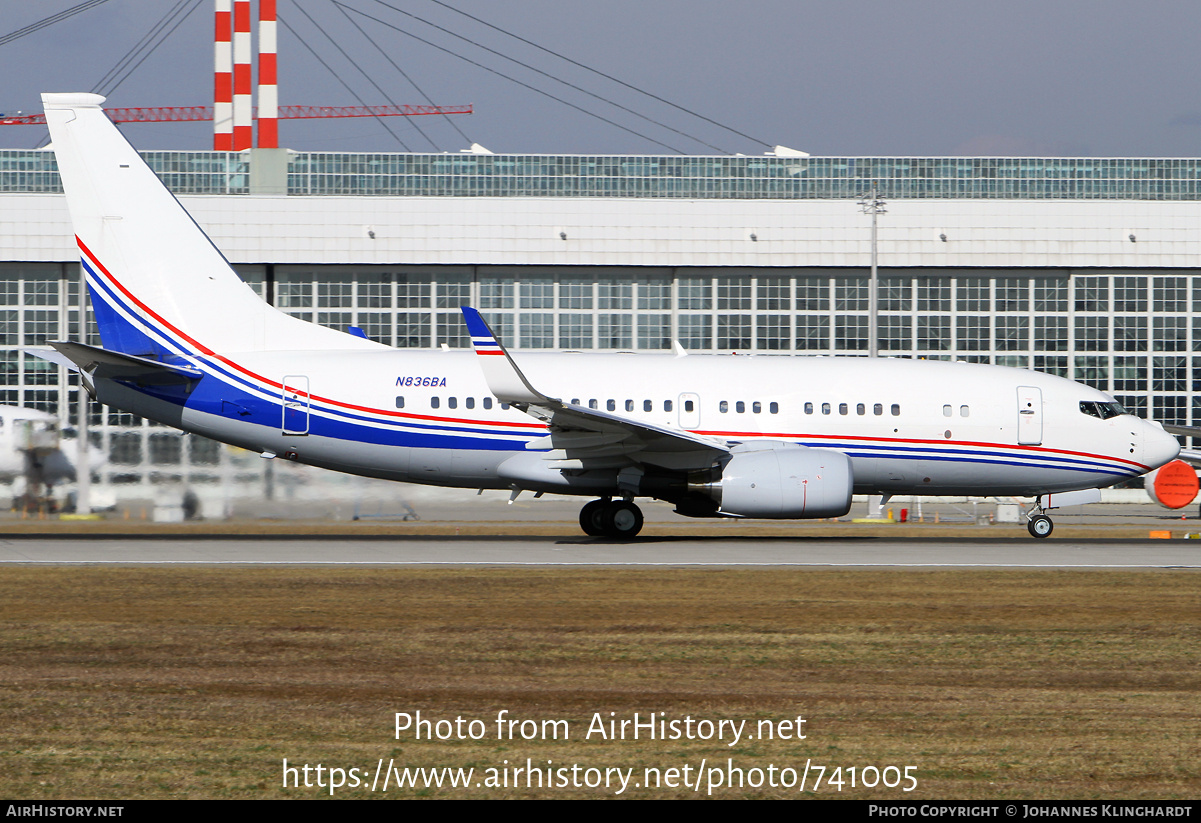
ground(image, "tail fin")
xmin=42 ymin=93 xmax=382 ymax=358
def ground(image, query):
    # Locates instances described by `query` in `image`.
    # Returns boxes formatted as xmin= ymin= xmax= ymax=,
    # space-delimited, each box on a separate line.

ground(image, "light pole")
xmin=858 ymin=183 xmax=887 ymax=357
xmin=75 ymin=266 xmax=91 ymax=515
xmin=859 ymin=183 xmax=888 ymax=521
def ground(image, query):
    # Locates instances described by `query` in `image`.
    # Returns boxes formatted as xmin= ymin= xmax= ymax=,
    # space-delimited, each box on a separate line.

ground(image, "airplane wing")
xmin=462 ymin=307 xmax=728 ymax=472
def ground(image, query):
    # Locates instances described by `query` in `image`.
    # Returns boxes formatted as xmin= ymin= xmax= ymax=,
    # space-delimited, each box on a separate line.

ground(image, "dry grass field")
xmin=0 ymin=566 xmax=1197 ymax=799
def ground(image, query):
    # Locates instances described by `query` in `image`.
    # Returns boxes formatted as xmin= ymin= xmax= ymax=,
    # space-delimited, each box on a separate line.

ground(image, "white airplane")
xmin=0 ymin=406 xmax=76 ymax=485
xmin=37 ymin=92 xmax=1181 ymax=538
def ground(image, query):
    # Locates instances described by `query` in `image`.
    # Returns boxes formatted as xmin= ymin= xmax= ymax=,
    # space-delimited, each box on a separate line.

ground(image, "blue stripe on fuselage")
xmin=183 ymin=375 xmax=533 ymax=451
xmin=84 ymin=259 xmax=176 ymax=359
xmin=85 ymin=258 xmax=536 ymax=450
xmin=85 ymin=256 xmax=541 ymax=443
xmin=81 ymin=254 xmax=1139 ymax=477
xmin=831 ymin=447 xmax=1134 ymax=478
xmin=808 ymin=438 xmax=1131 ymax=473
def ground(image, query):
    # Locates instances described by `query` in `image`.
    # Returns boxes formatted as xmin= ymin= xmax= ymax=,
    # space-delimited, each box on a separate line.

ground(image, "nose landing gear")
xmin=579 ymin=498 xmax=644 ymax=539
xmin=1026 ymin=497 xmax=1054 ymax=538
xmin=1027 ymin=513 xmax=1054 ymax=538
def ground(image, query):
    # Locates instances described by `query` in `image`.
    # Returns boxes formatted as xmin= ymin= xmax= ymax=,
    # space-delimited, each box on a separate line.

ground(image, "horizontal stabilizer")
xmin=47 ymin=341 xmax=201 ymax=383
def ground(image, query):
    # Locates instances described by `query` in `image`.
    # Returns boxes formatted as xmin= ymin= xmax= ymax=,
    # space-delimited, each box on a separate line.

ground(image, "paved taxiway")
xmin=1 ymin=535 xmax=1198 ymax=567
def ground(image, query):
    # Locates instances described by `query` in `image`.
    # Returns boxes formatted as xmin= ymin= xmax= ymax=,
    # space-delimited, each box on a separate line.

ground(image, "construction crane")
xmin=0 ymin=103 xmax=472 ymax=127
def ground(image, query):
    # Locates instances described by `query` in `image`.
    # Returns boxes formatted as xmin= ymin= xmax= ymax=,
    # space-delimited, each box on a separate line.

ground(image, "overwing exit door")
xmin=678 ymin=392 xmax=700 ymax=429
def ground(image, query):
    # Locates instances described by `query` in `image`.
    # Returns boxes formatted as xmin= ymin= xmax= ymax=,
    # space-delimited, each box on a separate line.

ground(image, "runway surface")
xmin=1 ymin=534 xmax=1199 ymax=567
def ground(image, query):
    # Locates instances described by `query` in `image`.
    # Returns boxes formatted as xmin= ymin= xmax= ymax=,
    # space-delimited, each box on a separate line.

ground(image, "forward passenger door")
xmin=1016 ymin=386 xmax=1042 ymax=445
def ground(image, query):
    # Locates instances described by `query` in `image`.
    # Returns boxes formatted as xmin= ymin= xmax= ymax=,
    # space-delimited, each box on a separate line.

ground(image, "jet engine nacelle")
xmin=704 ymin=444 xmax=854 ymax=519
xmin=1143 ymin=459 xmax=1200 ymax=509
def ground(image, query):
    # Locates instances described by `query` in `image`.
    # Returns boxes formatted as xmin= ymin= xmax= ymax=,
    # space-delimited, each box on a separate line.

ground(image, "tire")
xmin=579 ymin=499 xmax=608 ymax=536
xmin=1027 ymin=515 xmax=1053 ymax=538
xmin=602 ymin=500 xmax=644 ymax=539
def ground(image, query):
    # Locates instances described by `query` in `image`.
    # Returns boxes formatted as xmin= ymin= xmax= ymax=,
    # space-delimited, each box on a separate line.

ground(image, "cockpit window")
xmin=1079 ymin=400 xmax=1125 ymax=420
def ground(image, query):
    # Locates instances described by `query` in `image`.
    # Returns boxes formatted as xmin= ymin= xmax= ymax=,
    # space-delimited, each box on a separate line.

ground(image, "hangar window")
xmin=395 ymin=396 xmax=405 ymax=409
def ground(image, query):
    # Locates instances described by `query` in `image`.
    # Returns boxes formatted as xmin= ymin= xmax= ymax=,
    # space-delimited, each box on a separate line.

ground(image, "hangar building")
xmin=0 ymin=148 xmax=1197 ymax=493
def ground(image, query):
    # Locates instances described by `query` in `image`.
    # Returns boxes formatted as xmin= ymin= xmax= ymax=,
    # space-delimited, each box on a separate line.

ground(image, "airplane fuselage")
xmin=97 ymin=348 xmax=1162 ymax=501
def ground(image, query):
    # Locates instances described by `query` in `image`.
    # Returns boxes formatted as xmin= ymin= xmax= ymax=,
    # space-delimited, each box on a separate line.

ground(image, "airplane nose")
xmin=1141 ymin=421 xmax=1181 ymax=470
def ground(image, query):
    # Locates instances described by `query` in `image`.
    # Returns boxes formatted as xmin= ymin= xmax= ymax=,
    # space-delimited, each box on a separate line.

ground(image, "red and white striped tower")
xmin=213 ymin=0 xmax=232 ymax=150
xmin=231 ymin=0 xmax=253 ymax=150
xmin=257 ymin=0 xmax=278 ymax=148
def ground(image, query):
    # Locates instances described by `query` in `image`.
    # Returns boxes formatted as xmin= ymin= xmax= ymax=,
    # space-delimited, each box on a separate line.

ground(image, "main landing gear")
xmin=1026 ymin=498 xmax=1054 ymax=539
xmin=579 ymin=498 xmax=644 ymax=539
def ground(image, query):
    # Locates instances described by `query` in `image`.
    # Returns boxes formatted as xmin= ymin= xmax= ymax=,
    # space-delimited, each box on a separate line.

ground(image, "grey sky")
xmin=2 ymin=0 xmax=1200 ymax=156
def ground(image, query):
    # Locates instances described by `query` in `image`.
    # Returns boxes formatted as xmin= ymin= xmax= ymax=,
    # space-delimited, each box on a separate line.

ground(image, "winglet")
xmin=461 ymin=307 xmax=551 ymax=405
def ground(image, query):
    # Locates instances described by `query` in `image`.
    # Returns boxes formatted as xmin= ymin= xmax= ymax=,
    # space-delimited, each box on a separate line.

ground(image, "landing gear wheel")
xmin=601 ymin=500 xmax=644 ymax=539
xmin=1027 ymin=515 xmax=1053 ymax=539
xmin=579 ymin=499 xmax=608 ymax=536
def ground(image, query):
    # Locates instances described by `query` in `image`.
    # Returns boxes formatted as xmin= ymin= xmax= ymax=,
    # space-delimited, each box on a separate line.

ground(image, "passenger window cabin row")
xmin=394 ymin=394 xmax=908 ymax=420
xmin=803 ymin=402 xmax=902 ymax=417
xmin=395 ymin=396 xmax=510 ymax=410
xmin=718 ymin=401 xmax=780 ymax=414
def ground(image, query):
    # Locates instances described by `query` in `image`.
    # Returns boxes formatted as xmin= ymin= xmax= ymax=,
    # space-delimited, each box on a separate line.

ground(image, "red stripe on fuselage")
xmin=693 ymin=428 xmax=1147 ymax=472
xmin=76 ymin=237 xmax=545 ymax=431
xmin=75 ymin=239 xmax=1143 ymax=466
